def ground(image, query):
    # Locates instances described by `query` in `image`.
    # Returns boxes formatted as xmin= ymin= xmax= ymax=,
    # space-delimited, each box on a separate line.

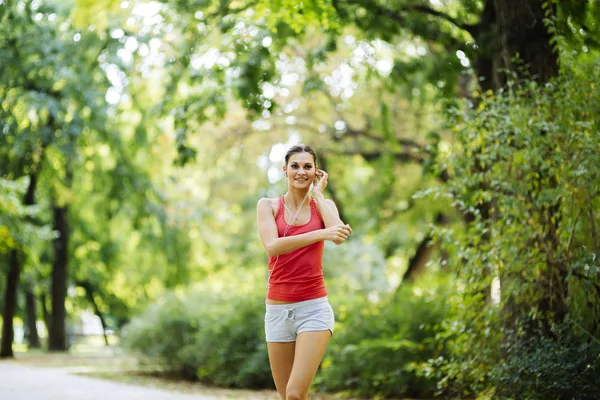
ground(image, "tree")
xmin=1 ymin=0 xmax=117 ymax=353
xmin=0 ymin=177 xmax=53 ymax=357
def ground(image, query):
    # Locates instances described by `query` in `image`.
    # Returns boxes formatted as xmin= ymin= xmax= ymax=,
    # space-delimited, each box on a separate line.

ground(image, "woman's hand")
xmin=312 ymin=168 xmax=351 ymax=242
xmin=321 ymin=223 xmax=352 ymax=245
xmin=313 ymin=168 xmax=327 ymax=196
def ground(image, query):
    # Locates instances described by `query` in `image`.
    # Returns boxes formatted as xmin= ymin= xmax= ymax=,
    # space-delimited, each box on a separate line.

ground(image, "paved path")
xmin=0 ymin=362 xmax=217 ymax=400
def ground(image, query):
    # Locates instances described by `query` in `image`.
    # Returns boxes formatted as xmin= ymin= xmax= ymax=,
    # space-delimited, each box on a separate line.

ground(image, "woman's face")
xmin=285 ymin=152 xmax=316 ymax=189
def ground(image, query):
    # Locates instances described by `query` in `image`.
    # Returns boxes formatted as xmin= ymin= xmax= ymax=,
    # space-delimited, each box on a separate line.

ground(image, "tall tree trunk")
xmin=473 ymin=0 xmax=564 ymax=331
xmin=24 ymin=280 xmax=41 ymax=349
xmin=493 ymin=0 xmax=558 ymax=86
xmin=48 ymin=204 xmax=69 ymax=351
xmin=0 ymin=171 xmax=40 ymax=358
xmin=471 ymin=0 xmax=498 ymax=93
xmin=492 ymin=0 xmax=563 ymax=325
xmin=0 ymin=251 xmax=21 ymax=358
xmin=473 ymin=0 xmax=558 ymax=92
xmin=538 ymin=173 xmax=567 ymax=330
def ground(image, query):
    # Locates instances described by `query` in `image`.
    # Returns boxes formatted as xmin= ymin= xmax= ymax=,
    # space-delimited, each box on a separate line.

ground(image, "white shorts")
xmin=264 ymin=296 xmax=335 ymax=342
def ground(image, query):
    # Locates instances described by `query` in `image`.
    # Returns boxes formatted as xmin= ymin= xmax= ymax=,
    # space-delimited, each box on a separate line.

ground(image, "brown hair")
xmin=284 ymin=144 xmax=317 ymax=166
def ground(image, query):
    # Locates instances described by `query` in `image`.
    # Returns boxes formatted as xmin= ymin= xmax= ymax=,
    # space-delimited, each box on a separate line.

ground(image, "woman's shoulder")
xmin=257 ymin=196 xmax=280 ymax=206
xmin=257 ymin=196 xmax=281 ymax=216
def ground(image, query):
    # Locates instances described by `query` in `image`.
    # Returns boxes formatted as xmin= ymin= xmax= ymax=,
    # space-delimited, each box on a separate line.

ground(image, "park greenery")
xmin=1 ymin=0 xmax=599 ymax=398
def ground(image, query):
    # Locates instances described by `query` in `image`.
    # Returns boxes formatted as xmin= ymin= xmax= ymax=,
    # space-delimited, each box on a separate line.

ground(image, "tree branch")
xmin=208 ymin=1 xmax=259 ymax=19
xmin=407 ymin=5 xmax=478 ymax=37
xmin=365 ymin=3 xmax=471 ymax=45
xmin=339 ymin=150 xmax=424 ymax=164
xmin=304 ymin=80 xmax=428 ymax=152
xmin=568 ymin=270 xmax=600 ymax=296
xmin=343 ymin=125 xmax=424 ymax=149
xmin=336 ymin=146 xmax=450 ymax=183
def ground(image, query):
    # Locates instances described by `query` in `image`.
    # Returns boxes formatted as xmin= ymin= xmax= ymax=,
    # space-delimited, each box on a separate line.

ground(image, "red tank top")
xmin=267 ymin=196 xmax=327 ymax=302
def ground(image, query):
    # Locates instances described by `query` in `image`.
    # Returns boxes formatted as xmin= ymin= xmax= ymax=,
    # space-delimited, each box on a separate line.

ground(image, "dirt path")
xmin=0 ymin=362 xmax=218 ymax=400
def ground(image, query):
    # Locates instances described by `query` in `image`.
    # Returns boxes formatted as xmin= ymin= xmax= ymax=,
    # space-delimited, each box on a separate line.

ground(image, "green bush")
xmin=120 ymin=273 xmax=273 ymax=388
xmin=317 ymin=277 xmax=452 ymax=399
xmin=178 ymin=295 xmax=272 ymax=388
xmin=119 ymin=292 xmax=199 ymax=378
xmin=490 ymin=324 xmax=600 ymax=400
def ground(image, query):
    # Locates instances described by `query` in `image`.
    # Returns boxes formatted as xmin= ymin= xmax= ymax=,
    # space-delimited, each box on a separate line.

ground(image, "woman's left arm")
xmin=313 ymin=169 xmax=352 ymax=233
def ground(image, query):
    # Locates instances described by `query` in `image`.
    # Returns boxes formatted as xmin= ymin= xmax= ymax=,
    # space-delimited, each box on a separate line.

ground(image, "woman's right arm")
xmin=257 ymin=198 xmax=350 ymax=257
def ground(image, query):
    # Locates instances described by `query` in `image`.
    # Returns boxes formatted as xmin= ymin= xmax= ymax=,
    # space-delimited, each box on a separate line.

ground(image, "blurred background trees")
xmin=1 ymin=0 xmax=599 ymax=398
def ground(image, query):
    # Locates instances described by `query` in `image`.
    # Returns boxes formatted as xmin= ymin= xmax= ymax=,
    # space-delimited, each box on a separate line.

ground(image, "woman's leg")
xmin=285 ymin=330 xmax=331 ymax=400
xmin=267 ymin=341 xmax=296 ymax=400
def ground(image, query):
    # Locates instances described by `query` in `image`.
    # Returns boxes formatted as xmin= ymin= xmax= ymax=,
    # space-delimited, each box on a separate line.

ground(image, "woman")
xmin=257 ymin=144 xmax=352 ymax=400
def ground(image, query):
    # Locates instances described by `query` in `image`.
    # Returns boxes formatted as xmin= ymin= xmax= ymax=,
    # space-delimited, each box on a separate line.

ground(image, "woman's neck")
xmin=284 ymin=189 xmax=310 ymax=209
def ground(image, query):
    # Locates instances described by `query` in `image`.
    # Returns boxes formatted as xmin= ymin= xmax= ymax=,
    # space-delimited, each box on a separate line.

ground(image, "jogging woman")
xmin=257 ymin=144 xmax=352 ymax=400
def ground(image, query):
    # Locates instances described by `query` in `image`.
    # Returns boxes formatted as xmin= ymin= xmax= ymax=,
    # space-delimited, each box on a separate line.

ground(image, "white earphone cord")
xmin=267 ymin=180 xmax=310 ymax=290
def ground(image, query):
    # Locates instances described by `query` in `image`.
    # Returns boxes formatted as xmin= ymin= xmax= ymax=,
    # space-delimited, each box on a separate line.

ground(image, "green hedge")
xmin=120 ymin=277 xmax=272 ymax=388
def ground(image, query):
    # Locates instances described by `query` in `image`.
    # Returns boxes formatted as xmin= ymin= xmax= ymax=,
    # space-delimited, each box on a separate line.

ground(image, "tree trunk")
xmin=0 ymin=251 xmax=21 ymax=358
xmin=473 ymin=0 xmax=558 ymax=92
xmin=92 ymin=296 xmax=110 ymax=346
xmin=0 ymin=171 xmax=40 ymax=358
xmin=77 ymin=280 xmax=110 ymax=346
xmin=493 ymin=0 xmax=558 ymax=86
xmin=402 ymin=233 xmax=435 ymax=285
xmin=24 ymin=280 xmax=41 ymax=349
xmin=400 ymin=213 xmax=449 ymax=285
xmin=471 ymin=0 xmax=498 ymax=93
xmin=48 ymin=204 xmax=69 ymax=351
xmin=492 ymin=0 xmax=563 ymax=324
xmin=40 ymin=291 xmax=51 ymax=339
xmin=473 ymin=0 xmax=565 ymax=331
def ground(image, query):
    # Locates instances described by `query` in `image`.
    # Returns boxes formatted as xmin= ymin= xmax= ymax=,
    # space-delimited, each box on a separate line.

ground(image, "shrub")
xmin=490 ymin=324 xmax=600 ymax=399
xmin=120 ymin=272 xmax=273 ymax=388
xmin=120 ymin=292 xmax=199 ymax=378
xmin=317 ymin=277 xmax=452 ymax=399
xmin=178 ymin=293 xmax=272 ymax=388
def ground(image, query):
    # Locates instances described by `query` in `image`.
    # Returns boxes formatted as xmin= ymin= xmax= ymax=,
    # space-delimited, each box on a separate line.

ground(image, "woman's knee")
xmin=285 ymin=388 xmax=306 ymax=400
